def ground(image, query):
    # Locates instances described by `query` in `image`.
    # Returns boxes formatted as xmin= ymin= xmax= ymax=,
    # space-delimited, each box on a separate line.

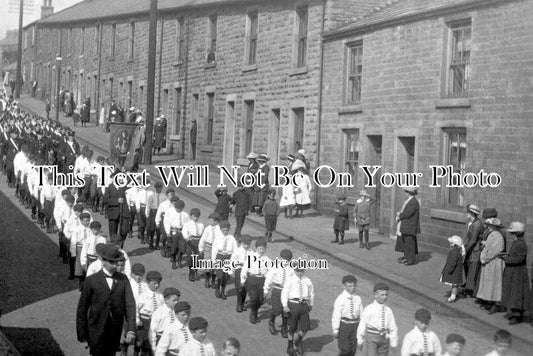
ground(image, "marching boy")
xmin=80 ymin=221 xmax=107 ymax=271
xmin=179 ymin=317 xmax=216 ymax=356
xmin=155 ymin=301 xmax=192 ymax=356
xmin=241 ymin=239 xmax=272 ymax=324
xmin=164 ymin=198 xmax=190 ymax=269
xmin=137 ymin=271 xmax=165 ymax=355
xmin=199 ymin=213 xmax=222 ymax=289
xmin=263 ymin=189 xmax=280 ymax=243
xmin=332 ymin=275 xmax=363 ymax=356
xmin=356 ymin=283 xmax=398 ymax=356
xmin=212 ymin=220 xmax=238 ymax=300
xmin=230 ymin=235 xmax=253 ymax=313
xmin=182 ymin=208 xmax=204 ymax=281
xmin=121 ymin=263 xmax=148 ymax=356
xmin=264 ymin=249 xmax=294 ymax=337
xmin=400 ymin=309 xmax=441 ymax=356
xmin=281 ymin=268 xmax=314 ymax=356
xmin=150 ymin=287 xmax=181 ymax=349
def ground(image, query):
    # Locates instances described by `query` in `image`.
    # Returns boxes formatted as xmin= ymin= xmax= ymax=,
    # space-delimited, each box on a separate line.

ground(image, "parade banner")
xmin=109 ymin=122 xmax=142 ymax=170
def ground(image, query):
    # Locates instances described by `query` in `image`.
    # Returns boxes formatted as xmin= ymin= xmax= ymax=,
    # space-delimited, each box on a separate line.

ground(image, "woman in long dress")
xmin=152 ymin=116 xmax=166 ymax=155
xmin=293 ymin=167 xmax=312 ymax=218
xmin=476 ymin=218 xmax=506 ymax=314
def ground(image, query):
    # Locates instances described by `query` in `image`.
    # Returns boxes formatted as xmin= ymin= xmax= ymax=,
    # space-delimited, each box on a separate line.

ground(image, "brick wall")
xmin=320 ymin=0 xmax=533 ymax=250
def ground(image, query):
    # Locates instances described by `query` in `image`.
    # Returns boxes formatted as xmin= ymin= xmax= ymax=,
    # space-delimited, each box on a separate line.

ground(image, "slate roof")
xmin=323 ymin=0 xmax=514 ymax=40
xmin=38 ymin=0 xmax=260 ymax=25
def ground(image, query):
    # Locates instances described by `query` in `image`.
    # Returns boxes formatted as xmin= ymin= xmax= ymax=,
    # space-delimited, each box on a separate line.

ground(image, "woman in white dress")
xmin=293 ymin=167 xmax=312 ymax=218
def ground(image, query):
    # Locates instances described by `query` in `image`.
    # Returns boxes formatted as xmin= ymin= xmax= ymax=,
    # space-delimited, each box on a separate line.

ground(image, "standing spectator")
xmin=76 ymin=243 xmax=136 ymax=356
xmin=232 ymin=181 xmax=250 ymax=239
xmin=214 ymin=186 xmax=234 ymax=222
xmin=99 ymin=103 xmax=106 ymax=128
xmin=501 ymin=222 xmax=530 ymax=324
xmin=280 ymin=170 xmax=296 ymax=219
xmin=462 ymin=204 xmax=484 ymax=297
xmin=331 ymin=192 xmax=349 ymax=245
xmin=353 ymin=190 xmax=374 ymax=249
xmin=31 ymin=79 xmax=38 ymax=97
xmin=477 ymin=218 xmax=506 ymax=314
xmin=45 ymin=99 xmax=51 ymax=120
xmin=395 ymin=187 xmax=420 ymax=266
xmin=153 ymin=116 xmax=166 ymax=155
xmin=293 ymin=167 xmax=312 ymax=218
xmin=190 ymin=120 xmax=197 ymax=160
xmin=441 ymin=235 xmax=465 ymax=303
xmin=251 ymin=154 xmax=270 ymax=216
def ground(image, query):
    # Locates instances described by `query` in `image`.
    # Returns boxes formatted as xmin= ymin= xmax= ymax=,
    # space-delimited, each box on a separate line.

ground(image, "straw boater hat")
xmin=246 ymin=152 xmax=257 ymax=159
xmin=256 ymin=154 xmax=268 ymax=162
xmin=359 ymin=190 xmax=369 ymax=197
xmin=465 ymin=204 xmax=481 ymax=216
xmin=447 ymin=235 xmax=463 ymax=247
xmin=484 ymin=218 xmax=504 ymax=228
xmin=507 ymin=222 xmax=525 ymax=233
xmin=404 ymin=186 xmax=418 ymax=195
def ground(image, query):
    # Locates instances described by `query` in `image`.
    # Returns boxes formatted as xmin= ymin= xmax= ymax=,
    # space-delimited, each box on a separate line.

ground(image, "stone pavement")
xmin=16 ymin=95 xmax=533 ymax=345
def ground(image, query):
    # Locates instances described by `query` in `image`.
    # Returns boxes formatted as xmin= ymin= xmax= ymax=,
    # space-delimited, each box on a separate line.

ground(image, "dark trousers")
xmin=129 ymin=206 xmax=137 ymax=233
xmin=58 ymin=231 xmax=68 ymax=259
xmin=215 ymin=253 xmax=231 ymax=286
xmin=90 ymin=316 xmax=122 ymax=356
xmin=246 ymin=276 xmax=265 ymax=312
xmin=80 ymin=177 xmax=92 ymax=202
xmin=402 ymin=235 xmax=417 ymax=264
xmin=169 ymin=232 xmax=185 ymax=263
xmin=363 ymin=331 xmax=389 ymax=356
xmin=137 ymin=210 xmax=147 ymax=238
xmin=188 ymin=238 xmax=200 ymax=268
xmin=108 ymin=219 xmax=119 ymax=236
xmin=234 ymin=268 xmax=247 ymax=307
xmin=338 ymin=321 xmax=359 ymax=356
xmin=234 ymin=215 xmax=246 ymax=238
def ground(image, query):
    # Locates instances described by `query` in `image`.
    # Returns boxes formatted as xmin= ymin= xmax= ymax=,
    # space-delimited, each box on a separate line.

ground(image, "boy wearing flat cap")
xmin=182 ymin=208 xmax=205 ymax=281
xmin=401 ymin=309 xmax=441 ymax=356
xmin=179 ymin=317 xmax=216 ymax=356
xmin=199 ymin=213 xmax=223 ymax=288
xmin=155 ymin=301 xmax=192 ymax=356
xmin=165 ymin=198 xmax=190 ymax=269
xmin=146 ymin=181 xmax=166 ymax=249
xmin=357 ymin=283 xmax=398 ymax=356
xmin=264 ymin=249 xmax=294 ymax=337
xmin=150 ymin=287 xmax=181 ymax=349
xmin=442 ymin=333 xmax=466 ymax=356
xmin=212 ymin=220 xmax=238 ymax=299
xmin=332 ymin=275 xmax=363 ymax=356
xmin=137 ymin=270 xmax=164 ymax=354
xmin=230 ymin=235 xmax=253 ymax=313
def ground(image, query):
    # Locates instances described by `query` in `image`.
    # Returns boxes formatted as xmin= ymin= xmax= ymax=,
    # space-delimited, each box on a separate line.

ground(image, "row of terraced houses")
xmin=21 ymin=0 xmax=533 ymax=251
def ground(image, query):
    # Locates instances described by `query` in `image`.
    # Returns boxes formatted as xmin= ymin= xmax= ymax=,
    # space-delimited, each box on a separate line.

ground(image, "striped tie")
xmin=138 ymin=282 xmax=142 ymax=296
xmin=181 ymin=326 xmax=189 ymax=342
xmin=281 ymin=268 xmax=286 ymax=286
xmin=349 ymin=296 xmax=354 ymax=319
xmin=381 ymin=305 xmax=385 ymax=330
xmin=299 ymin=280 xmax=304 ymax=302
xmin=152 ymin=293 xmax=157 ymax=312
xmin=170 ymin=310 xmax=175 ymax=323
xmin=422 ymin=333 xmax=428 ymax=356
xmin=200 ymin=343 xmax=205 ymax=356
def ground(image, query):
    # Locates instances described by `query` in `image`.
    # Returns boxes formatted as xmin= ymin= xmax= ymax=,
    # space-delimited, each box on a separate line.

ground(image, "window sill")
xmin=430 ymin=208 xmax=466 ymax=223
xmin=289 ymin=66 xmax=308 ymax=76
xmin=127 ymin=58 xmax=134 ymax=64
xmin=169 ymin=134 xmax=181 ymax=141
xmin=338 ymin=105 xmax=362 ymax=114
xmin=435 ymin=98 xmax=471 ymax=109
xmin=78 ymin=55 xmax=84 ymax=59
xmin=241 ymin=64 xmax=257 ymax=73
xmin=199 ymin=144 xmax=214 ymax=153
xmin=204 ymin=62 xmax=216 ymax=69
xmin=172 ymin=60 xmax=183 ymax=67
xmin=107 ymin=56 xmax=115 ymax=62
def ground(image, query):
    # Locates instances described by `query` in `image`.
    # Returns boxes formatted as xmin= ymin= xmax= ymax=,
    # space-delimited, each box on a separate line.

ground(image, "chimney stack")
xmin=41 ymin=0 xmax=54 ymax=19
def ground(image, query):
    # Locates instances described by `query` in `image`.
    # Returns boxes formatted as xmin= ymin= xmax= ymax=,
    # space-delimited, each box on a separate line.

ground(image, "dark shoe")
xmin=215 ymin=282 xmax=221 ymax=298
xmin=404 ymin=262 xmax=415 ymax=266
xmin=149 ymin=244 xmax=154 ymax=250
xmin=365 ymin=243 xmax=370 ymax=250
xmin=287 ymin=345 xmax=295 ymax=355
xmin=338 ymin=240 xmax=344 ymax=245
xmin=205 ymin=278 xmax=211 ymax=289
xmin=295 ymin=338 xmax=304 ymax=355
xmin=172 ymin=261 xmax=177 ymax=269
xmin=250 ymin=312 xmax=257 ymax=324
xmin=68 ymin=275 xmax=75 ymax=280
xmin=269 ymin=318 xmax=277 ymax=335
xmin=220 ymin=287 xmax=227 ymax=300
xmin=188 ymin=271 xmax=195 ymax=282
xmin=330 ymin=239 xmax=338 ymax=243
xmin=508 ymin=317 xmax=522 ymax=325
xmin=359 ymin=240 xmax=364 ymax=248
xmin=268 ymin=237 xmax=273 ymax=243
xmin=236 ymin=304 xmax=243 ymax=313
xmin=281 ymin=325 xmax=288 ymax=338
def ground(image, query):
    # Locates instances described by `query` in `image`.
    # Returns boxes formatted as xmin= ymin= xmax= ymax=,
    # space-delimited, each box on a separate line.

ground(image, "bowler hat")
xmin=100 ymin=243 xmax=122 ymax=262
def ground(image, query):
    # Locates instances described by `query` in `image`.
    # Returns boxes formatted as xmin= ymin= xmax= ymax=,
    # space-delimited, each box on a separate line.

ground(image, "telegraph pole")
xmin=14 ymin=0 xmax=24 ymax=99
xmin=144 ymin=0 xmax=157 ymax=164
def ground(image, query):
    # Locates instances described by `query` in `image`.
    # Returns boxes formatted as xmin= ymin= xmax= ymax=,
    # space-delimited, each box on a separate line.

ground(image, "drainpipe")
xmin=315 ymin=0 xmax=326 ymax=208
xmin=96 ymin=21 xmax=103 ymax=123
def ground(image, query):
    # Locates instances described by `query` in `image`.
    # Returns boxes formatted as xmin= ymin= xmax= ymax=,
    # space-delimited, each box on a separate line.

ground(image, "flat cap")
xmin=446 ymin=333 xmax=466 ymax=345
xmin=170 ymin=196 xmax=179 ymax=202
xmin=240 ymin=235 xmax=252 ymax=245
xmin=188 ymin=317 xmax=208 ymax=331
xmin=131 ymin=263 xmax=146 ymax=275
xmin=415 ymin=308 xmax=431 ymax=322
xmin=208 ymin=212 xmax=220 ymax=221
xmin=174 ymin=301 xmax=191 ymax=313
xmin=255 ymin=239 xmax=267 ymax=248
xmin=73 ymin=203 xmax=84 ymax=212
xmin=175 ymin=200 xmax=185 ymax=209
xmin=146 ymin=271 xmax=163 ymax=282
xmin=373 ymin=282 xmax=389 ymax=292
xmin=65 ymin=195 xmax=75 ymax=204
xmin=155 ymin=182 xmax=163 ymax=188
xmin=89 ymin=221 xmax=102 ymax=230
xmin=342 ymin=275 xmax=358 ymax=284
xmin=190 ymin=208 xmax=201 ymax=217
xmin=280 ymin=249 xmax=293 ymax=260
xmin=219 ymin=221 xmax=231 ymax=229
xmin=163 ymin=287 xmax=181 ymax=298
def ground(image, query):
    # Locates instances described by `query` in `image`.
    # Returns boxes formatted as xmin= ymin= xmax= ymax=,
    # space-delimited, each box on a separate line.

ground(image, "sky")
xmin=0 ymin=0 xmax=83 ymax=40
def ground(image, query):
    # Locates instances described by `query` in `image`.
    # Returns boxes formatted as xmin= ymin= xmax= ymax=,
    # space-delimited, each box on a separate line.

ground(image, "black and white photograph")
xmin=0 ymin=0 xmax=532 ymax=355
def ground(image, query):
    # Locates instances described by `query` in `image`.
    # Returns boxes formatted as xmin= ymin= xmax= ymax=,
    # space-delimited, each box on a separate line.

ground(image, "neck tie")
xmin=169 ymin=309 xmax=175 ymax=323
xmin=281 ymin=268 xmax=286 ymax=286
xmin=422 ymin=333 xmax=428 ymax=356
xmin=181 ymin=326 xmax=189 ymax=342
xmin=299 ymin=279 xmax=304 ymax=302
xmin=223 ymin=236 xmax=228 ymax=253
xmin=178 ymin=212 xmax=182 ymax=228
xmin=381 ymin=305 xmax=385 ymax=330
xmin=349 ymin=296 xmax=354 ymax=319
xmin=195 ymin=223 xmax=198 ymax=236
xmin=152 ymin=292 xmax=157 ymax=312
xmin=200 ymin=343 xmax=205 ymax=356
xmin=211 ymin=228 xmax=214 ymax=242
xmin=138 ymin=282 xmax=142 ymax=296
xmin=156 ymin=194 xmax=159 ymax=207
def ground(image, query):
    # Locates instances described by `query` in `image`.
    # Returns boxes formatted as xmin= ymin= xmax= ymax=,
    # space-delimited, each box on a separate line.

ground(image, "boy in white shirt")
xmin=182 ymin=208 xmax=204 ymax=282
xmin=80 ymin=221 xmax=107 ymax=271
xmin=155 ymin=301 xmax=192 ymax=356
xmin=179 ymin=317 xmax=216 ymax=356
xmin=150 ymin=288 xmax=181 ymax=350
xmin=442 ymin=333 xmax=466 ymax=356
xmin=211 ymin=220 xmax=237 ymax=300
xmin=400 ymin=309 xmax=441 ymax=356
xmin=137 ymin=271 xmax=165 ymax=355
xmin=65 ymin=203 xmax=84 ymax=280
xmin=70 ymin=211 xmax=92 ymax=290
xmin=332 ymin=275 xmax=363 ymax=356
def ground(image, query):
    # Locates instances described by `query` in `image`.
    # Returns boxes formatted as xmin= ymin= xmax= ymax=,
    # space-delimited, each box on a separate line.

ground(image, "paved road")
xmin=0 ymin=174 xmax=524 ymax=355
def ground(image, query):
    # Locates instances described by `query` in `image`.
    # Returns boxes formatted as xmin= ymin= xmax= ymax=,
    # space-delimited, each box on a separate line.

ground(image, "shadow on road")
xmin=1 ymin=326 xmax=65 ymax=356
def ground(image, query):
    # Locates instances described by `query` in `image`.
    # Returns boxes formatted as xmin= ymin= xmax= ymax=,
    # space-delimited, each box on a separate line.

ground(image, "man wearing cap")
xmin=477 ymin=217 xmax=506 ymax=314
xmin=401 ymin=308 xmax=441 ymax=356
xmin=150 ymin=287 xmax=181 ymax=349
xmin=154 ymin=301 xmax=192 ymax=356
xmin=264 ymin=249 xmax=295 ymax=337
xmin=395 ymin=187 xmax=420 ymax=266
xmin=251 ymin=154 xmax=270 ymax=216
xmin=77 ymin=243 xmax=137 ymax=356
xmin=462 ymin=204 xmax=484 ymax=297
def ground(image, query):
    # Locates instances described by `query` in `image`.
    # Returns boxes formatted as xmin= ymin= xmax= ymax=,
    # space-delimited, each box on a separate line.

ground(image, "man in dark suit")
xmin=76 ymin=243 xmax=136 ymax=356
xmin=396 ymin=187 xmax=420 ymax=265
xmin=232 ymin=181 xmax=250 ymax=239
xmin=104 ymin=174 xmax=131 ymax=246
xmin=190 ymin=120 xmax=197 ymax=160
xmin=61 ymin=131 xmax=80 ymax=174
